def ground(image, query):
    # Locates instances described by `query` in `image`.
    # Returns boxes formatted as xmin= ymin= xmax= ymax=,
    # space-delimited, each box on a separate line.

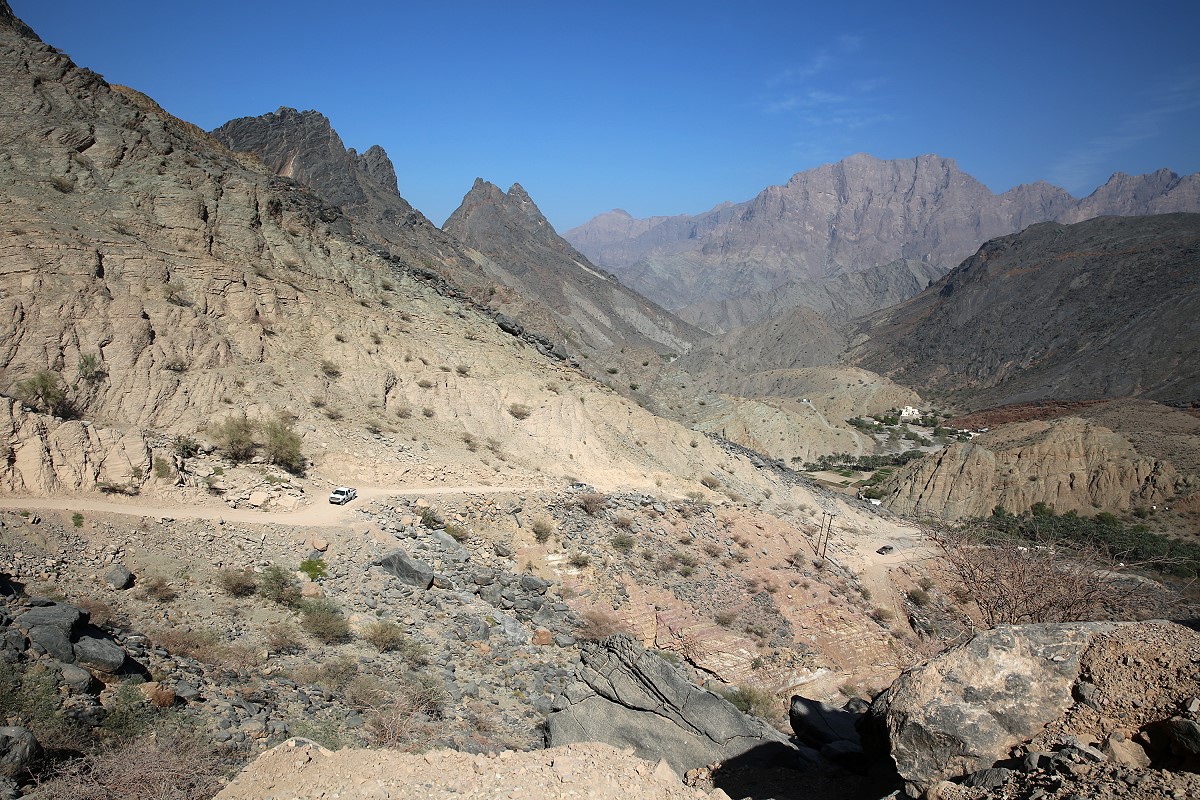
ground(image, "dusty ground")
xmin=214 ymin=739 xmax=730 ymax=800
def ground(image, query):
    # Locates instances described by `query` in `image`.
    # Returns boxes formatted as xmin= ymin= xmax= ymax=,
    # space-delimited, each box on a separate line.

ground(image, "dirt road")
xmin=0 ymin=483 xmax=546 ymax=528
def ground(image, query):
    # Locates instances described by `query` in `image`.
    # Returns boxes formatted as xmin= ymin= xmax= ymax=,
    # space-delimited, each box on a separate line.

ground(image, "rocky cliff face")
xmin=848 ymin=213 xmax=1200 ymax=409
xmin=443 ymin=179 xmax=701 ymax=356
xmin=565 ymin=154 xmax=1199 ymax=330
xmin=880 ymin=417 xmax=1186 ymax=518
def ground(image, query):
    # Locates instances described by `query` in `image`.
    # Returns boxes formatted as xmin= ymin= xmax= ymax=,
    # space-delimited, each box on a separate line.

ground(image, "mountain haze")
xmin=567 ymin=154 xmax=1200 ymax=331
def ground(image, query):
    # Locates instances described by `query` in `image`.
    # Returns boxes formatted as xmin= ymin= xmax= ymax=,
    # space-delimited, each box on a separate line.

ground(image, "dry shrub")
xmin=719 ymin=684 xmax=776 ymax=718
xmin=700 ymin=475 xmax=721 ymax=489
xmin=579 ymin=492 xmax=608 ymax=515
xmin=217 ymin=568 xmax=256 ymax=598
xmin=615 ymin=513 xmax=634 ymax=529
xmin=299 ymin=599 xmax=351 ymax=644
xmin=33 ymin=728 xmax=229 ymax=800
xmin=138 ymin=576 xmax=177 ymax=603
xmin=265 ymin=622 xmax=307 ymax=654
xmin=365 ymin=675 xmax=450 ymax=752
xmin=928 ymin=525 xmax=1172 ymax=628
xmin=507 ymin=403 xmax=532 ymax=420
xmin=75 ymin=597 xmax=122 ymax=628
xmin=148 ymin=628 xmax=258 ymax=670
xmin=531 ymin=516 xmax=554 ymax=543
xmin=362 ymin=620 xmax=409 ymax=653
xmin=575 ymin=609 xmax=628 ymax=641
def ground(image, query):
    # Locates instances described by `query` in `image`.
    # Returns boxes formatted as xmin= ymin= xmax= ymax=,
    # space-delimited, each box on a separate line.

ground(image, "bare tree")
xmin=926 ymin=524 xmax=1175 ymax=629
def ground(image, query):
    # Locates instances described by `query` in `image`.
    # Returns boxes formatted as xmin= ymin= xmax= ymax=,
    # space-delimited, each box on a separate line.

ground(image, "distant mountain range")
xmin=565 ymin=154 xmax=1200 ymax=332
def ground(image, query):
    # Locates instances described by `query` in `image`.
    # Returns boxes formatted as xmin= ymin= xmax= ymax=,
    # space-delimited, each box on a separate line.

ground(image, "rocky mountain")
xmin=443 ymin=179 xmax=701 ymax=356
xmin=211 ymin=107 xmax=491 ymax=301
xmin=847 ymin=213 xmax=1200 ymax=409
xmin=565 ymin=154 xmax=1200 ymax=331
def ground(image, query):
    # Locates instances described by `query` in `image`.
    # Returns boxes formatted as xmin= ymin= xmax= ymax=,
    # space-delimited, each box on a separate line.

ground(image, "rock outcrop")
xmin=848 ymin=213 xmax=1200 ymax=409
xmin=547 ymin=634 xmax=813 ymax=775
xmin=880 ymin=417 xmax=1185 ymax=518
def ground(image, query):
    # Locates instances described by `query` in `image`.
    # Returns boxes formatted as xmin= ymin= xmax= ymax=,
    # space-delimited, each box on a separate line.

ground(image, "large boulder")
xmin=867 ymin=622 xmax=1118 ymax=793
xmin=546 ymin=634 xmax=814 ymax=775
xmin=0 ymin=727 xmax=40 ymax=778
xmin=373 ymin=549 xmax=434 ymax=590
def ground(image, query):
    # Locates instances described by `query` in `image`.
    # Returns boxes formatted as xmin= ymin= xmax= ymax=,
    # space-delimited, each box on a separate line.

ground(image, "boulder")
xmin=0 ymin=727 xmax=40 ymax=778
xmin=546 ymin=634 xmax=814 ymax=775
xmin=867 ymin=621 xmax=1118 ymax=793
xmin=73 ymin=635 xmax=126 ymax=673
xmin=103 ymin=564 xmax=134 ymax=589
xmin=13 ymin=603 xmax=83 ymax=635
xmin=373 ymin=550 xmax=434 ymax=589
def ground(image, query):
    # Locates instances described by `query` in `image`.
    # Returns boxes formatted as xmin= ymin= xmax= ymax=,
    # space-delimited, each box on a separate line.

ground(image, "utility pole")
xmin=817 ymin=510 xmax=837 ymax=559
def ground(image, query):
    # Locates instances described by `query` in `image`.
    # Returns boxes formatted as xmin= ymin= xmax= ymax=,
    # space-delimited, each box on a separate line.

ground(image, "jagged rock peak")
xmin=0 ymin=1 xmax=40 ymax=41
xmin=447 ymin=179 xmax=552 ymax=236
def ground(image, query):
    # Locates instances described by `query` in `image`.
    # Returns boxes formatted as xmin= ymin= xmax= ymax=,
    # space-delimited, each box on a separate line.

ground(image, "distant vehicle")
xmin=329 ymin=487 xmax=357 ymax=505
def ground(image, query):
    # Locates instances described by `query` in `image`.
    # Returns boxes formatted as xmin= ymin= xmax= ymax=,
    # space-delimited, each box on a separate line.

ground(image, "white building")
xmin=899 ymin=406 xmax=922 ymax=419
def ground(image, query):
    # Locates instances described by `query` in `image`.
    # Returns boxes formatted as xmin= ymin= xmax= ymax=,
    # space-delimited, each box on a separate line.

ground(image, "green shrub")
xmin=153 ymin=457 xmax=172 ymax=479
xmin=172 ymin=435 xmax=201 ymax=459
xmin=579 ymin=492 xmax=608 ymax=515
xmin=719 ymin=685 xmax=775 ymax=718
xmin=77 ymin=353 xmax=105 ymax=382
xmin=259 ymin=564 xmax=301 ymax=606
xmin=72 ymin=512 xmax=84 ymax=528
xmin=611 ymin=532 xmax=635 ymax=553
xmin=906 ymin=588 xmax=930 ymax=607
xmin=569 ymin=551 xmax=591 ymax=569
xmin=300 ymin=599 xmax=351 ymax=644
xmin=262 ymin=412 xmax=305 ymax=474
xmin=211 ymin=413 xmax=257 ymax=462
xmin=14 ymin=370 xmax=71 ymax=417
xmin=299 ymin=558 xmax=327 ymax=581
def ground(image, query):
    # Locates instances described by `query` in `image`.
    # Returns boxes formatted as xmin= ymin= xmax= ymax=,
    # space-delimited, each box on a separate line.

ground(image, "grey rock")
xmin=518 ymin=575 xmax=550 ymax=594
xmin=27 ymin=625 xmax=74 ymax=662
xmin=58 ymin=662 xmax=94 ymax=692
xmin=963 ymin=767 xmax=1015 ymax=789
xmin=492 ymin=542 xmax=513 ymax=558
xmin=546 ymin=634 xmax=814 ymax=775
xmin=73 ymin=635 xmax=126 ymax=673
xmin=0 ymin=727 xmax=40 ymax=778
xmin=13 ymin=603 xmax=83 ymax=635
xmin=373 ymin=550 xmax=434 ymax=590
xmin=867 ymin=621 xmax=1119 ymax=793
xmin=103 ymin=564 xmax=134 ymax=589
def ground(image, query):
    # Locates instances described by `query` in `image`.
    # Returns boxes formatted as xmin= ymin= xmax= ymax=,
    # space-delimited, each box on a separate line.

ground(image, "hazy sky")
xmin=16 ymin=1 xmax=1200 ymax=230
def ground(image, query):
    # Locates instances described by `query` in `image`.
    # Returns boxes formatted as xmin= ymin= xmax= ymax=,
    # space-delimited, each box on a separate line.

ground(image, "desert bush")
xmin=217 ymin=568 xmax=257 ymax=598
xmin=531 ymin=516 xmax=554 ymax=543
xmin=416 ymin=378 xmax=435 ymax=389
xmin=579 ymin=492 xmax=608 ymax=515
xmin=319 ymin=359 xmax=341 ymax=379
xmin=76 ymin=353 xmax=105 ymax=382
xmin=568 ymin=551 xmax=591 ymax=569
xmin=48 ymin=175 xmax=75 ymax=193
xmin=259 ymin=564 xmax=301 ymax=606
xmin=455 ymin=364 xmax=470 ymax=376
xmin=719 ymin=685 xmax=775 ymax=718
xmin=72 ymin=512 xmax=84 ymax=528
xmin=575 ymin=609 xmax=627 ymax=641
xmin=614 ymin=513 xmax=634 ymax=529
xmin=700 ymin=475 xmax=721 ymax=489
xmin=906 ymin=588 xmax=930 ymax=607
xmin=172 ymin=435 xmax=200 ymax=459
xmin=362 ymin=620 xmax=408 ymax=653
xmin=0 ymin=660 xmax=87 ymax=750
xmin=14 ymin=370 xmax=72 ymax=417
xmin=264 ymin=622 xmax=306 ymax=654
xmin=32 ymin=726 xmax=228 ymax=800
xmin=210 ymin=413 xmax=257 ymax=462
xmin=714 ymin=610 xmax=737 ymax=627
xmin=138 ymin=576 xmax=177 ymax=603
xmin=75 ymin=597 xmax=120 ymax=628
xmin=366 ymin=674 xmax=450 ymax=752
xmin=262 ymin=412 xmax=305 ymax=474
xmin=611 ymin=532 xmax=635 ymax=553
xmin=300 ymin=599 xmax=351 ymax=644
xmin=421 ymin=407 xmax=435 ymax=418
xmin=395 ymin=403 xmax=413 ymax=419
xmin=507 ymin=403 xmax=532 ymax=420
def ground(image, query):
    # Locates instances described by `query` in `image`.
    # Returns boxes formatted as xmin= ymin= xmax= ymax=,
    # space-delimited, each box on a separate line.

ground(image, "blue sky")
xmin=16 ymin=1 xmax=1200 ymax=230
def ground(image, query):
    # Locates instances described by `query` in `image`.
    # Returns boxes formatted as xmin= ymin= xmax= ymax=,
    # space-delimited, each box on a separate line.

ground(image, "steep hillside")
xmin=443 ymin=179 xmax=701 ymax=356
xmin=565 ymin=154 xmax=1200 ymax=329
xmin=847 ymin=213 xmax=1200 ymax=409
xmin=877 ymin=417 xmax=1188 ymax=518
